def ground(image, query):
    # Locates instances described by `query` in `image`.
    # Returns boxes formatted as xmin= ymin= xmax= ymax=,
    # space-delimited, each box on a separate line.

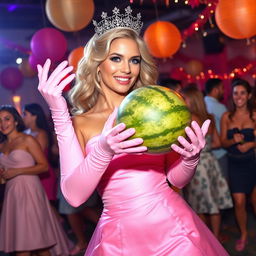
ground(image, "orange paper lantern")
xmin=215 ymin=0 xmax=256 ymax=39
xmin=46 ymin=0 xmax=95 ymax=32
xmin=143 ymin=21 xmax=182 ymax=58
xmin=68 ymin=47 xmax=84 ymax=71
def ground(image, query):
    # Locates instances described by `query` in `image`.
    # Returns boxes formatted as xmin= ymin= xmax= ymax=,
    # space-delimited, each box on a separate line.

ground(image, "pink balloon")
xmin=28 ymin=54 xmax=45 ymax=71
xmin=30 ymin=27 xmax=67 ymax=62
xmin=0 ymin=67 xmax=24 ymax=91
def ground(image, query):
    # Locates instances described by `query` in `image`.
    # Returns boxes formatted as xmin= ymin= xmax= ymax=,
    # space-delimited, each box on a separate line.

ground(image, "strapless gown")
xmin=84 ymin=136 xmax=229 ymax=256
xmin=227 ymin=128 xmax=256 ymax=193
xmin=0 ymin=149 xmax=69 ymax=255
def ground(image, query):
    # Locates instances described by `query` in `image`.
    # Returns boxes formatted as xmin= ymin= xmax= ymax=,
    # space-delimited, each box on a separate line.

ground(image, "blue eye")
xmin=131 ymin=58 xmax=141 ymax=64
xmin=110 ymin=56 xmax=121 ymax=62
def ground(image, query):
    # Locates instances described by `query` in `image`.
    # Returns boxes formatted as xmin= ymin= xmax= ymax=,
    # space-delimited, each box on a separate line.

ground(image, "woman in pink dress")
xmin=0 ymin=105 xmax=69 ymax=256
xmin=37 ymin=6 xmax=229 ymax=255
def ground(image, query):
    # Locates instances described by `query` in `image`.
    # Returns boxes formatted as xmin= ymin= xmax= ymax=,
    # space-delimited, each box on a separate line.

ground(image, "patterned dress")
xmin=185 ymin=135 xmax=233 ymax=214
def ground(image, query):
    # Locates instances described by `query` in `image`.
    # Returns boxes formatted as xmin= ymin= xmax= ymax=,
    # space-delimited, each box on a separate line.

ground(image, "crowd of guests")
xmin=0 ymin=77 xmax=255 ymax=255
xmin=162 ymin=77 xmax=256 ymax=252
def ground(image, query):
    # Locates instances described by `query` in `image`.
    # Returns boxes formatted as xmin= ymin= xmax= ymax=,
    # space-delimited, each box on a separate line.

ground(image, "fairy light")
xmin=174 ymin=0 xmax=179 ymax=3
xmin=203 ymin=31 xmax=208 ymax=37
xmin=200 ymin=15 xmax=205 ymax=19
xmin=185 ymin=0 xmax=188 ymax=4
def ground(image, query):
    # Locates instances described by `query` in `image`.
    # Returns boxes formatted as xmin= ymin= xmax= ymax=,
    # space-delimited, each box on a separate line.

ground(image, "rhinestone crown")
xmin=93 ymin=6 xmax=143 ymax=36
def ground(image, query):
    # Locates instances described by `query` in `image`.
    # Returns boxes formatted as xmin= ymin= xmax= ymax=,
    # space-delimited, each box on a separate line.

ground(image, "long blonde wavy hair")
xmin=68 ymin=28 xmax=158 ymax=115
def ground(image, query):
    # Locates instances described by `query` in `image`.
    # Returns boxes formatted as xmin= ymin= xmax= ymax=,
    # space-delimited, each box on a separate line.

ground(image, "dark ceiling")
xmin=0 ymin=0 xmax=208 ymax=65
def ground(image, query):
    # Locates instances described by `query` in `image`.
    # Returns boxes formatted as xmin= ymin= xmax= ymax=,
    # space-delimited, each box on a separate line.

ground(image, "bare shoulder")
xmin=23 ymin=133 xmax=37 ymax=145
xmin=252 ymin=111 xmax=256 ymax=121
xmin=222 ymin=111 xmax=230 ymax=120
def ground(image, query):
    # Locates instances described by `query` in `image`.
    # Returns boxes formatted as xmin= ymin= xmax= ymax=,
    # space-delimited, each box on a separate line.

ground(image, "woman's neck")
xmin=95 ymin=92 xmax=125 ymax=112
xmin=7 ymin=130 xmax=21 ymax=142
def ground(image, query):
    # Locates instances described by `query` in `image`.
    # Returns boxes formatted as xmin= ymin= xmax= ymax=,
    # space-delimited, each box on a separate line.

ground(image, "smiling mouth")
xmin=115 ymin=77 xmax=131 ymax=82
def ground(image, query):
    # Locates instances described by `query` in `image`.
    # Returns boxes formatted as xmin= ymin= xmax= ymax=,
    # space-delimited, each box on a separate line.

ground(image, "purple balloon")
xmin=0 ymin=67 xmax=24 ymax=91
xmin=29 ymin=54 xmax=45 ymax=71
xmin=30 ymin=27 xmax=67 ymax=63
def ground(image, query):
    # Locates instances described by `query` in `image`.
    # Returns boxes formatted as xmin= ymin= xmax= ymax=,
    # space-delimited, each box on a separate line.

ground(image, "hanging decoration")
xmin=46 ymin=0 xmax=95 ymax=32
xmin=215 ymin=0 xmax=256 ymax=39
xmin=143 ymin=21 xmax=182 ymax=58
xmin=30 ymin=27 xmax=67 ymax=63
xmin=182 ymin=1 xmax=218 ymax=40
xmin=68 ymin=47 xmax=84 ymax=71
xmin=0 ymin=67 xmax=24 ymax=92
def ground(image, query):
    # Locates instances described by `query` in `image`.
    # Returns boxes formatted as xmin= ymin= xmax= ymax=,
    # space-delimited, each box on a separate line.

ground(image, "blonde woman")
xmin=37 ymin=6 xmax=228 ymax=255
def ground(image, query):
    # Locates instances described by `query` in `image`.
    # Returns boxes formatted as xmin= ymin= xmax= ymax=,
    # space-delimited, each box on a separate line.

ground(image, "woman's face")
xmin=232 ymin=85 xmax=250 ymax=108
xmin=23 ymin=110 xmax=35 ymax=128
xmin=98 ymin=37 xmax=141 ymax=95
xmin=0 ymin=110 xmax=17 ymax=135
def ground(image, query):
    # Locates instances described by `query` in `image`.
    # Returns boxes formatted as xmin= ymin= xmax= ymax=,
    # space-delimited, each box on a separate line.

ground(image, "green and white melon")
xmin=117 ymin=85 xmax=191 ymax=154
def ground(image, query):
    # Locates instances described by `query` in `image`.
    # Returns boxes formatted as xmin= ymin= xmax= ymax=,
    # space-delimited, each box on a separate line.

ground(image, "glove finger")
xmin=119 ymin=137 xmax=143 ymax=149
xmin=37 ymin=65 xmax=43 ymax=83
xmin=47 ymin=60 xmax=69 ymax=86
xmin=184 ymin=126 xmax=198 ymax=146
xmin=56 ymin=73 xmax=76 ymax=93
xmin=170 ymin=143 xmax=190 ymax=157
xmin=48 ymin=66 xmax=74 ymax=93
xmin=177 ymin=136 xmax=192 ymax=151
xmin=201 ymin=119 xmax=211 ymax=137
xmin=114 ymin=127 xmax=136 ymax=142
xmin=121 ymin=145 xmax=148 ymax=154
xmin=40 ymin=59 xmax=51 ymax=86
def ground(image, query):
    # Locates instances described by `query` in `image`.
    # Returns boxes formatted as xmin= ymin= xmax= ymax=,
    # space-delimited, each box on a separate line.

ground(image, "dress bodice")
xmin=86 ymin=136 xmax=169 ymax=213
xmin=0 ymin=149 xmax=35 ymax=169
xmin=227 ymin=128 xmax=255 ymax=157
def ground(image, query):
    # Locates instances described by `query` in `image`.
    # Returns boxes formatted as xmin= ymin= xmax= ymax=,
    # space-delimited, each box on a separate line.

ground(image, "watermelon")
xmin=117 ymin=85 xmax=191 ymax=154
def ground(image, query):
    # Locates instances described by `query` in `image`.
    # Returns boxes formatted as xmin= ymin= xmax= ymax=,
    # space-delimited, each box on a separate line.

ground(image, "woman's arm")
xmin=38 ymin=59 xmax=147 ymax=207
xmin=36 ymin=130 xmax=48 ymax=151
xmin=1 ymin=135 xmax=48 ymax=180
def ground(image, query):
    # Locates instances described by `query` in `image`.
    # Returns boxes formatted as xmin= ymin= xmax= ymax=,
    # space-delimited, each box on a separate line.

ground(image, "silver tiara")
xmin=93 ymin=6 xmax=143 ymax=36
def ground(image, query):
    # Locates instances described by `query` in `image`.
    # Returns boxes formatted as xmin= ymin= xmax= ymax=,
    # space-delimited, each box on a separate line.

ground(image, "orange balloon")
xmin=46 ymin=0 xmax=95 ymax=32
xmin=18 ymin=59 xmax=37 ymax=78
xmin=68 ymin=47 xmax=84 ymax=71
xmin=185 ymin=60 xmax=203 ymax=76
xmin=143 ymin=21 xmax=182 ymax=58
xmin=215 ymin=0 xmax=256 ymax=39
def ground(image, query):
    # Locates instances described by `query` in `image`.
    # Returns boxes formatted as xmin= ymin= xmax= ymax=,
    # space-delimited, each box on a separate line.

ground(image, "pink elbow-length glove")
xmin=167 ymin=119 xmax=211 ymax=189
xmin=37 ymin=59 xmax=147 ymax=207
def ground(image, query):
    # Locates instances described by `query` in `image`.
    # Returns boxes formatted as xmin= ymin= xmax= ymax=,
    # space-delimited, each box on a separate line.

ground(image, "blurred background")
xmin=0 ymin=0 xmax=255 ymax=113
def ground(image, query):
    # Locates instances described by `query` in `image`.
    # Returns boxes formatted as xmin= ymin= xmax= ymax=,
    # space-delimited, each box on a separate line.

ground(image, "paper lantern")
xmin=46 ymin=0 xmax=95 ymax=32
xmin=19 ymin=59 xmax=37 ymax=77
xmin=68 ymin=47 xmax=84 ymax=71
xmin=0 ymin=67 xmax=24 ymax=92
xmin=215 ymin=0 xmax=256 ymax=39
xmin=30 ymin=28 xmax=67 ymax=63
xmin=185 ymin=60 xmax=203 ymax=76
xmin=143 ymin=21 xmax=182 ymax=58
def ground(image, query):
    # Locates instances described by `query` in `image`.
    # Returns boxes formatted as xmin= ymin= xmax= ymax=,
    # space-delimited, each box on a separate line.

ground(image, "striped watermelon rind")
xmin=117 ymin=85 xmax=191 ymax=154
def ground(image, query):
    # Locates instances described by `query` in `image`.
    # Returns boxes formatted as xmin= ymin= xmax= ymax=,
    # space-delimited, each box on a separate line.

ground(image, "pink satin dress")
xmin=0 ymin=149 xmax=70 ymax=255
xmin=85 ymin=137 xmax=229 ymax=256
